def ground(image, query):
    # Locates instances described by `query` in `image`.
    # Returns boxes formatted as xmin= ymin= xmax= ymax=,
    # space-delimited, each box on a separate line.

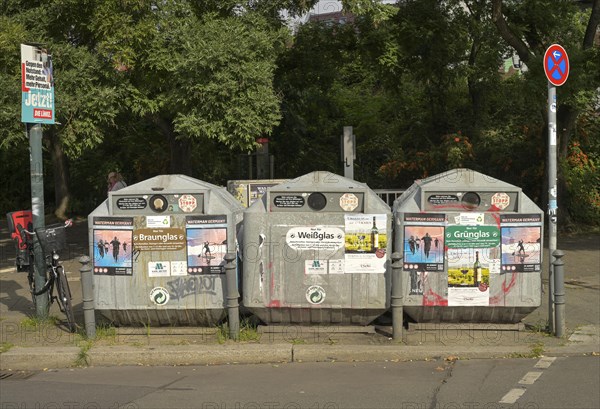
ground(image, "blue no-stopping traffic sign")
xmin=544 ymin=44 xmax=569 ymax=86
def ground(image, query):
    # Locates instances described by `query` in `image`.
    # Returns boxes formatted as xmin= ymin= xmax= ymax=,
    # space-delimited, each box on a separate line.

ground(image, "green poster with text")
xmin=445 ymin=226 xmax=500 ymax=248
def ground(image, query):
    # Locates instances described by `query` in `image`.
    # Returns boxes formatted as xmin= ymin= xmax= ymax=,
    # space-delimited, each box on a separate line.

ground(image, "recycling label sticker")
xmin=458 ymin=212 xmax=485 ymax=225
xmin=146 ymin=215 xmax=170 ymax=228
xmin=148 ymin=261 xmax=170 ymax=277
xmin=150 ymin=287 xmax=170 ymax=306
xmin=445 ymin=225 xmax=500 ymax=248
xmin=306 ymin=285 xmax=326 ymax=305
xmin=286 ymin=227 xmax=344 ymax=251
xmin=305 ymin=260 xmax=327 ymax=274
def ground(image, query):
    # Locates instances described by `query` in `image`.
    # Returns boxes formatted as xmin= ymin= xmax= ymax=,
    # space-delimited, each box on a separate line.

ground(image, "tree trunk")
xmin=47 ymin=130 xmax=70 ymax=220
xmin=156 ymin=117 xmax=192 ymax=176
xmin=169 ymin=137 xmax=192 ymax=176
xmin=491 ymin=0 xmax=532 ymax=64
xmin=583 ymin=0 xmax=600 ymax=49
xmin=559 ymin=105 xmax=579 ymax=160
xmin=467 ymin=39 xmax=483 ymax=138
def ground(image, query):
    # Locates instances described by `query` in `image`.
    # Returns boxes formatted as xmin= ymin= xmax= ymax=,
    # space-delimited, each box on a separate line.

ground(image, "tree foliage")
xmin=1 ymin=0 xmax=314 ymax=214
xmin=0 ymin=0 xmax=598 ymax=227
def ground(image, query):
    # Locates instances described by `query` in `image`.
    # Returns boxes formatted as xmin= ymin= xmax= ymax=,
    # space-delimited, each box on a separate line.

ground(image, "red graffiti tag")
xmin=268 ymin=261 xmax=282 ymax=307
xmin=268 ymin=300 xmax=281 ymax=307
xmin=489 ymin=272 xmax=518 ymax=305
xmin=423 ymin=289 xmax=448 ymax=306
xmin=490 ymin=212 xmax=501 ymax=228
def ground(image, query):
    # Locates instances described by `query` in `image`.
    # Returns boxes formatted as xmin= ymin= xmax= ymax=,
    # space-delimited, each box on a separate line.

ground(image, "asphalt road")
xmin=1 ymin=356 xmax=599 ymax=409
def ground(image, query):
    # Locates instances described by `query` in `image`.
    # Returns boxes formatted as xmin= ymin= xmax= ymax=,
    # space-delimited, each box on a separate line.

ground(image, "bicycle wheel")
xmin=56 ymin=266 xmax=76 ymax=333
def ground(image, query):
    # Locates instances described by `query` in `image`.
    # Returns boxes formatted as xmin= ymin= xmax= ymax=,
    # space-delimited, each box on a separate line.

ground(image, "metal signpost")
xmin=543 ymin=44 xmax=569 ymax=336
xmin=342 ymin=126 xmax=355 ymax=180
xmin=21 ymin=43 xmax=56 ymax=318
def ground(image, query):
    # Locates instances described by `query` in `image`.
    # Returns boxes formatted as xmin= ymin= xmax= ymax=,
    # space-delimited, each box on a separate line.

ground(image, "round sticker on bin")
xmin=306 ymin=285 xmax=326 ymax=305
xmin=178 ymin=194 xmax=197 ymax=212
xmin=491 ymin=192 xmax=510 ymax=210
xmin=339 ymin=193 xmax=359 ymax=211
xmin=150 ymin=287 xmax=170 ymax=306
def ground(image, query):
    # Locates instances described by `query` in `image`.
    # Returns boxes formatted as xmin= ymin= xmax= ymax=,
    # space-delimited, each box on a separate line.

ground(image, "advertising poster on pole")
xmin=93 ymin=217 xmax=133 ymax=275
xmin=21 ymin=44 xmax=55 ymax=124
xmin=186 ymin=215 xmax=227 ymax=274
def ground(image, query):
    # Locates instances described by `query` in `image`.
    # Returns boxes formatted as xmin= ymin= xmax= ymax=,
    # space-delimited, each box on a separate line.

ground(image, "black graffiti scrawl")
xmin=166 ymin=276 xmax=218 ymax=300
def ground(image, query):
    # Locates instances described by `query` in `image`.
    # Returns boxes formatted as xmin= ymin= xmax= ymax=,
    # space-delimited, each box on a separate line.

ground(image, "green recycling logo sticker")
xmin=150 ymin=286 xmax=170 ymax=306
xmin=306 ymin=285 xmax=326 ymax=305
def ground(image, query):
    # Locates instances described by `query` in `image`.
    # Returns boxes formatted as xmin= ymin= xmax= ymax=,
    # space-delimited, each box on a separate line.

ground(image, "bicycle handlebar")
xmin=18 ymin=219 xmax=73 ymax=236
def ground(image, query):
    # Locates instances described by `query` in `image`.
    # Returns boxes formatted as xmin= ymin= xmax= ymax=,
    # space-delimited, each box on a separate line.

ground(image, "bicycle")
xmin=16 ymin=219 xmax=77 ymax=333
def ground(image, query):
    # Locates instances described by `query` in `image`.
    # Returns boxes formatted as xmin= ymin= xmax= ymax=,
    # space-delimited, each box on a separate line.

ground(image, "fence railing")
xmin=373 ymin=189 xmax=405 ymax=208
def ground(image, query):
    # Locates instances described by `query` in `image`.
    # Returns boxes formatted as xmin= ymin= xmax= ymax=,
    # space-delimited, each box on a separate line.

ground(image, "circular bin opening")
xmin=150 ymin=194 xmax=168 ymax=212
xmin=461 ymin=192 xmax=481 ymax=210
xmin=307 ymin=192 xmax=327 ymax=211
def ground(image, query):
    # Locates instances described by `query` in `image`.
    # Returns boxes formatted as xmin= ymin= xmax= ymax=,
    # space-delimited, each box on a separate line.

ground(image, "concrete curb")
xmin=293 ymin=345 xmax=534 ymax=362
xmin=293 ymin=344 xmax=600 ymax=363
xmin=87 ymin=344 xmax=292 ymax=367
xmin=294 ymin=345 xmax=531 ymax=362
xmin=0 ymin=346 xmax=80 ymax=370
xmin=0 ymin=344 xmax=293 ymax=370
xmin=2 ymin=343 xmax=597 ymax=371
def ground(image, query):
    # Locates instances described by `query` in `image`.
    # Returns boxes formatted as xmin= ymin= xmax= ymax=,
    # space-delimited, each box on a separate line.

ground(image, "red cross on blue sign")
xmin=544 ymin=44 xmax=569 ymax=86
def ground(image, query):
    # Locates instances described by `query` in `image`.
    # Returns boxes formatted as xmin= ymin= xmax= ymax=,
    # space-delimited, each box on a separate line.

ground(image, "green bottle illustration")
xmin=371 ymin=216 xmax=379 ymax=252
xmin=473 ymin=251 xmax=482 ymax=286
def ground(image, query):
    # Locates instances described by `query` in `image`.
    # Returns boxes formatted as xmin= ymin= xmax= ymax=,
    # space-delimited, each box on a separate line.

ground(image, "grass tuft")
xmin=216 ymin=318 xmax=261 ymax=343
xmin=0 ymin=342 xmax=14 ymax=353
xmin=74 ymin=340 xmax=93 ymax=367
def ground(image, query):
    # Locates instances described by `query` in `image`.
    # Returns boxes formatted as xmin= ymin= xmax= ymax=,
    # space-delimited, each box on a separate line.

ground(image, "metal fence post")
xmin=391 ymin=252 xmax=404 ymax=341
xmin=552 ymin=250 xmax=565 ymax=338
xmin=224 ymin=253 xmax=240 ymax=340
xmin=79 ymin=255 xmax=96 ymax=339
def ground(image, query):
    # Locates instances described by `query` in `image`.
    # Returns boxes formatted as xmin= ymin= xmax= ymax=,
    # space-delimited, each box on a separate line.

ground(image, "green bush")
xmin=561 ymin=142 xmax=600 ymax=226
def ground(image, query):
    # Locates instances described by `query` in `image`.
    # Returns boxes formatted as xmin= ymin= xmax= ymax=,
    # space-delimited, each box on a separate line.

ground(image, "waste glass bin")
xmin=88 ymin=175 xmax=243 ymax=326
xmin=393 ymin=169 xmax=544 ymax=323
xmin=243 ymin=171 xmax=392 ymax=325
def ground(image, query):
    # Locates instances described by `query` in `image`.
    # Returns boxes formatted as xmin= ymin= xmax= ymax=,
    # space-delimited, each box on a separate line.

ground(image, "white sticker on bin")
xmin=150 ymin=287 xmax=170 ymax=306
xmin=146 ymin=215 xmax=170 ymax=228
xmin=286 ymin=227 xmax=344 ymax=251
xmin=148 ymin=261 xmax=170 ymax=277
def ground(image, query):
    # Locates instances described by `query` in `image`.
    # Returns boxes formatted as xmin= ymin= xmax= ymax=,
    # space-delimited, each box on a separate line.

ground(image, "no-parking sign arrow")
xmin=544 ymin=44 xmax=569 ymax=86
